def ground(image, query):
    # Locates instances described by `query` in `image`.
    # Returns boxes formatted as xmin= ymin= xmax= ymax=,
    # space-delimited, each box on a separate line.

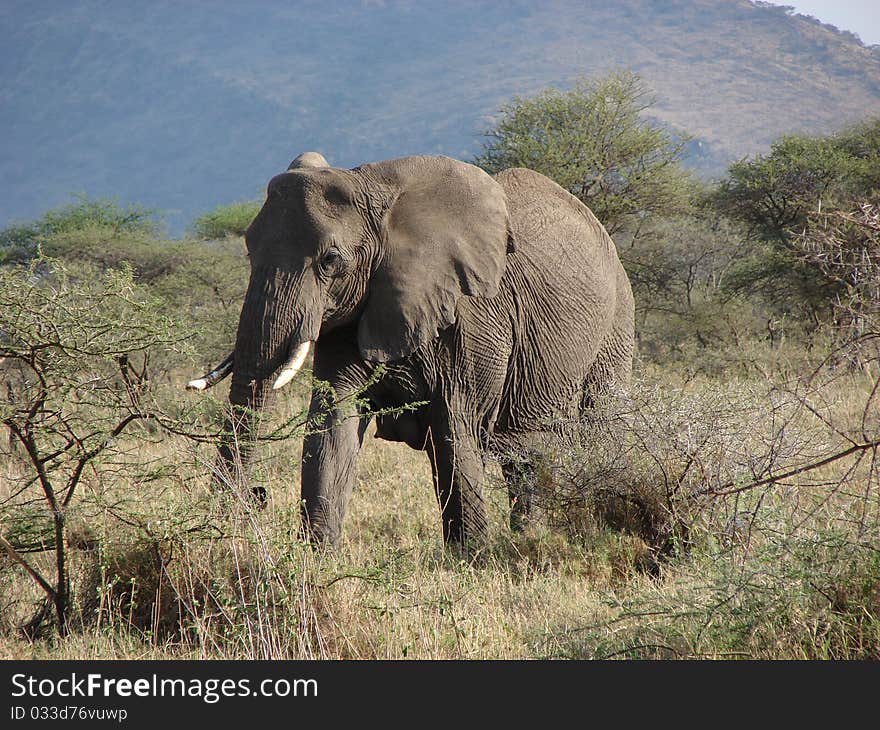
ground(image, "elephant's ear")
xmin=357 ymin=156 xmax=512 ymax=363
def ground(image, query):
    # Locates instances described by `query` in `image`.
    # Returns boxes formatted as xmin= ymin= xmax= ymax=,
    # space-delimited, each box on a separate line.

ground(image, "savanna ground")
xmin=3 ymin=339 xmax=879 ymax=660
xmin=2 ymin=77 xmax=880 ymax=659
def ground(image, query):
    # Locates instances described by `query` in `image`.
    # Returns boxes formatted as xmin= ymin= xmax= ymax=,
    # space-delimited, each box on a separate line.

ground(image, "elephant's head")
xmin=189 ymin=153 xmax=511 ymax=490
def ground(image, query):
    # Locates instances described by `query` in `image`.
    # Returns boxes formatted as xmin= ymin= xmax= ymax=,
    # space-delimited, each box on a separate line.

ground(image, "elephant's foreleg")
xmin=300 ymin=331 xmax=374 ymax=546
xmin=426 ymin=410 xmax=488 ymax=549
xmin=301 ymin=406 xmax=370 ymax=545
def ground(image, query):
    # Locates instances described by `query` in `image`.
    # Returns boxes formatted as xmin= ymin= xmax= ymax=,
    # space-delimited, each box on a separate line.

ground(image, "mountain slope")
xmin=2 ymin=0 xmax=879 ymax=232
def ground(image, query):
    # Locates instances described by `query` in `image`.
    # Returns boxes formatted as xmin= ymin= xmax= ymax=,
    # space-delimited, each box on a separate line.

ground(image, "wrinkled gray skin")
xmin=211 ymin=153 xmax=634 ymax=549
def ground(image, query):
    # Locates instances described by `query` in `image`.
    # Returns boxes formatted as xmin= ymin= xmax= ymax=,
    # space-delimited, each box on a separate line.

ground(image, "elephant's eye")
xmin=319 ymin=249 xmax=343 ymax=274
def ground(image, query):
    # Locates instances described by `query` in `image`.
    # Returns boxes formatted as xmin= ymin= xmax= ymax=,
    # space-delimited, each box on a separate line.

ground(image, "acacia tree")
xmin=0 ymin=258 xmax=179 ymax=635
xmin=794 ymin=198 xmax=880 ymax=364
xmin=711 ymin=120 xmax=880 ymax=320
xmin=474 ymin=70 xmax=694 ymax=233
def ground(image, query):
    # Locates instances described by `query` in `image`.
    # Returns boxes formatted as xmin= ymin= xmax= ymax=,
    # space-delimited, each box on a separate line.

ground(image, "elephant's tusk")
xmin=186 ymin=352 xmax=234 ymax=391
xmin=272 ymin=341 xmax=313 ymax=390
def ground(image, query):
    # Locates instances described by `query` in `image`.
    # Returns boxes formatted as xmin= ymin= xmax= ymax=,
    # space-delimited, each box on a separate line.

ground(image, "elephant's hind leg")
xmin=581 ymin=308 xmax=634 ymax=414
xmin=496 ymin=431 xmax=555 ymax=533
xmin=502 ymin=456 xmax=534 ymax=532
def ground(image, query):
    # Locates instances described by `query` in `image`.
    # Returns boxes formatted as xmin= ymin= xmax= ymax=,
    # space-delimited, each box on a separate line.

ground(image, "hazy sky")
xmin=785 ymin=1 xmax=880 ymax=46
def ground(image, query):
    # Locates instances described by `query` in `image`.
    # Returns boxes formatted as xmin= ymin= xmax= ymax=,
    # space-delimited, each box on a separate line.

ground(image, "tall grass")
xmin=2 ymin=358 xmax=878 ymax=659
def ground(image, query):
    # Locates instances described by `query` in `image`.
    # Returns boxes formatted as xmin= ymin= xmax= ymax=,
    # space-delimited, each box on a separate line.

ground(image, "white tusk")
xmin=272 ymin=341 xmax=313 ymax=390
xmin=186 ymin=352 xmax=234 ymax=391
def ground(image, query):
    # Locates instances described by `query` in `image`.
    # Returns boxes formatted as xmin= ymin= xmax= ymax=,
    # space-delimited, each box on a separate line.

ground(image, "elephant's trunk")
xmin=215 ymin=352 xmax=279 ymax=488
xmin=215 ymin=265 xmax=320 ymax=487
xmin=215 ymin=376 xmax=273 ymax=487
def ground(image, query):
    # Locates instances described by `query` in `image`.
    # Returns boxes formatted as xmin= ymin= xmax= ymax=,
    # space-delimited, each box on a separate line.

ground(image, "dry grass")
xmin=2 ymin=360 xmax=879 ymax=660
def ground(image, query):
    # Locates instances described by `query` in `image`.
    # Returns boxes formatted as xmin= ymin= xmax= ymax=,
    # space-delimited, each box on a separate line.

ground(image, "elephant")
xmin=188 ymin=152 xmax=634 ymax=550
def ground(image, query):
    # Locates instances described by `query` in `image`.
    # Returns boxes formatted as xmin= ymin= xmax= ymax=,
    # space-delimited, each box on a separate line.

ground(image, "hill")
xmin=2 ymin=0 xmax=879 ymax=232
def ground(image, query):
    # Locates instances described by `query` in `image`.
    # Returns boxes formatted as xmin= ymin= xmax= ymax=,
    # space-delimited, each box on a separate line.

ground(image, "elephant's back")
xmin=493 ymin=167 xmax=620 ymax=266
xmin=493 ymin=166 xmax=625 ymax=327
xmin=487 ymin=167 xmax=631 ymax=432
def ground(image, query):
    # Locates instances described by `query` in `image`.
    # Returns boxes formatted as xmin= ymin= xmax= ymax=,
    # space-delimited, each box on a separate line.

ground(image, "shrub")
xmin=0 ymin=196 xmax=159 ymax=263
xmin=38 ymin=196 xmax=159 ymax=237
xmin=191 ymin=201 xmax=261 ymax=240
xmin=524 ymin=368 xmax=880 ymax=658
xmin=499 ymin=380 xmax=822 ymax=559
